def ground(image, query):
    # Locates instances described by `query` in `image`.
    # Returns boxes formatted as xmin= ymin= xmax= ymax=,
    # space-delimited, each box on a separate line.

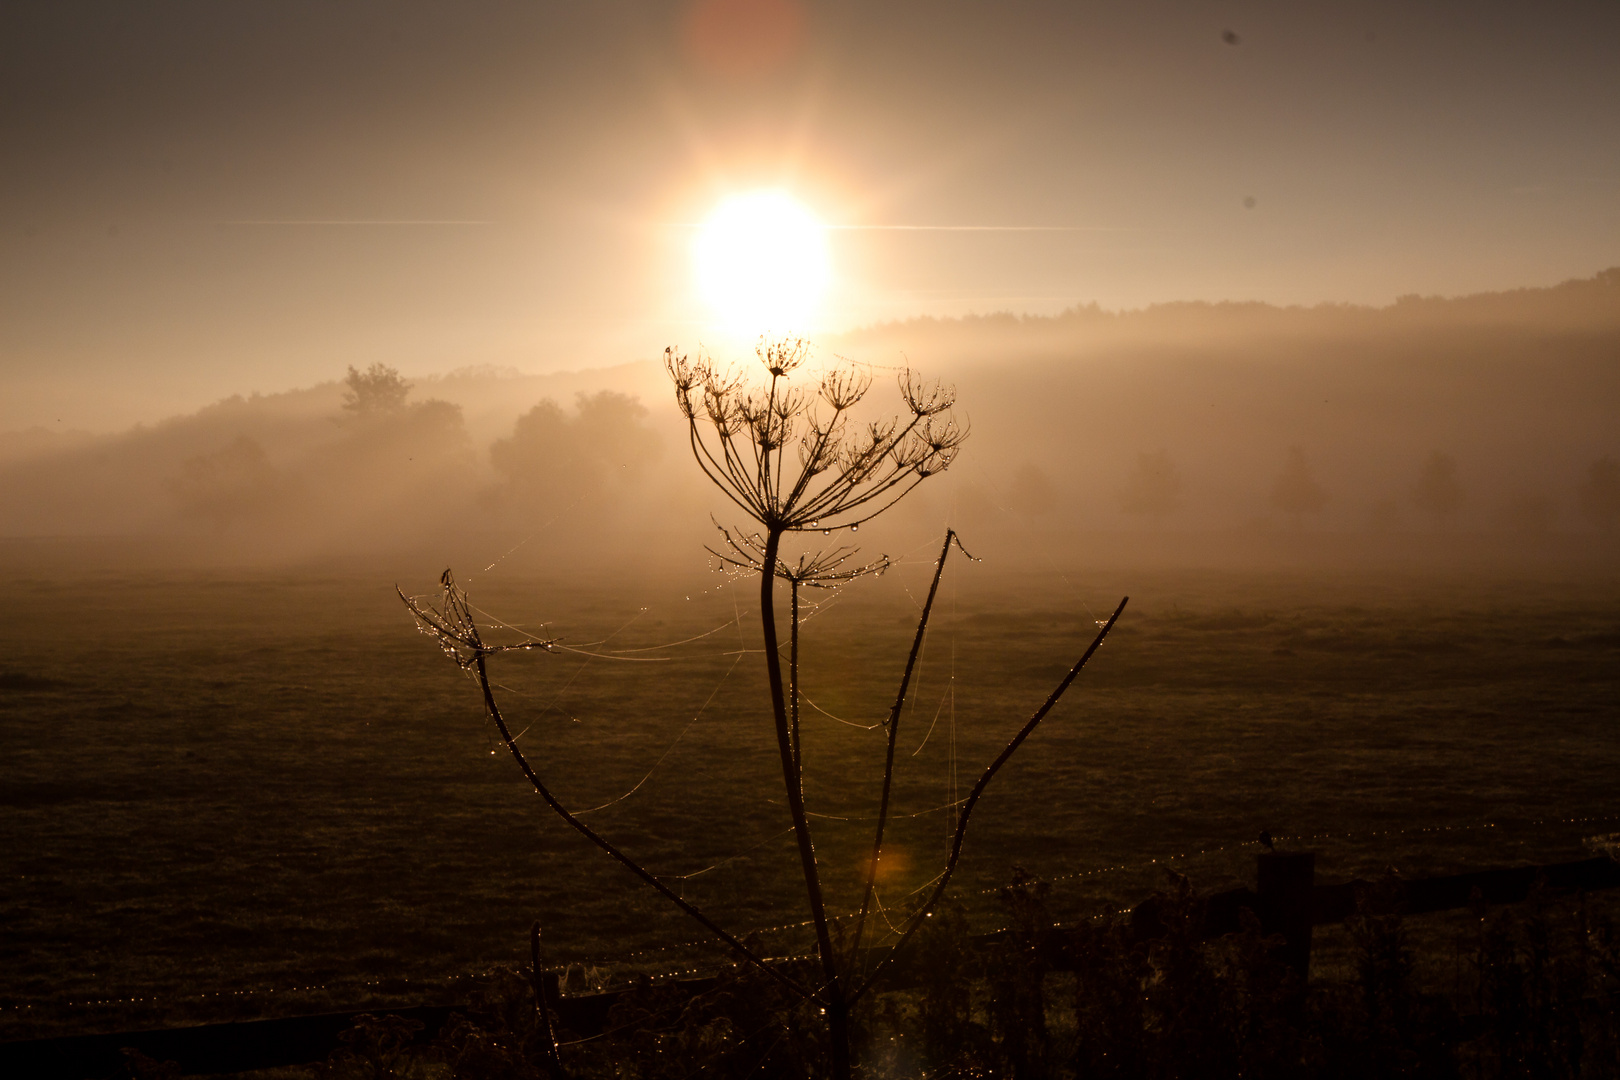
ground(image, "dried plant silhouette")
xmin=402 ymin=339 xmax=1127 ymax=1080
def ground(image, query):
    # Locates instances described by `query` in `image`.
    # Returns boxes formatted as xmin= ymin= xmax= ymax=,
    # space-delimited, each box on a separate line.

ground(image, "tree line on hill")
xmin=1 ymin=269 xmax=1617 ymax=565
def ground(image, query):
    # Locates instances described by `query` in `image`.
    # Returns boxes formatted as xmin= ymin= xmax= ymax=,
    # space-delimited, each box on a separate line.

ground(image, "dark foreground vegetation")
xmin=5 ymin=565 xmax=1619 ymax=1044
xmin=85 ymin=867 xmax=1619 ymax=1080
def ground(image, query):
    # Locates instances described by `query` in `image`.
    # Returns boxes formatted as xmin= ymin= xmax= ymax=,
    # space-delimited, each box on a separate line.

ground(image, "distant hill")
xmin=833 ymin=267 xmax=1620 ymax=361
xmin=829 ymin=267 xmax=1620 ymax=544
xmin=3 ymin=270 xmax=1616 ymax=569
xmin=0 ymin=361 xmax=694 ymax=563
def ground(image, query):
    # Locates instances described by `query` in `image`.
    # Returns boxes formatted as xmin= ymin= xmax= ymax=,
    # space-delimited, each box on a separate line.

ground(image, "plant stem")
xmin=470 ymin=649 xmax=812 ymax=1002
xmin=851 ymin=528 xmax=956 ymax=963
xmin=790 ymin=577 xmax=802 ymax=776
xmin=759 ymin=528 xmax=851 ymax=1080
xmin=531 ymin=921 xmax=568 ymax=1079
xmin=851 ymin=595 xmax=1129 ymax=1005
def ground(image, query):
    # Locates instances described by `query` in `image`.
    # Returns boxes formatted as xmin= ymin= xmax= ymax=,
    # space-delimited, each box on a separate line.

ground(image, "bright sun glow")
xmin=693 ymin=190 xmax=830 ymax=334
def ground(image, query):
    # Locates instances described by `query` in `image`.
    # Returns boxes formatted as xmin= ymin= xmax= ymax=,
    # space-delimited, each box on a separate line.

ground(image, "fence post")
xmin=1256 ymin=851 xmax=1315 ymax=980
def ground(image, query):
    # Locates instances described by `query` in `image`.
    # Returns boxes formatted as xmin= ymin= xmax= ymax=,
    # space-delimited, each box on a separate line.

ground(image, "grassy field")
xmin=2 ymin=549 xmax=1618 ymax=1041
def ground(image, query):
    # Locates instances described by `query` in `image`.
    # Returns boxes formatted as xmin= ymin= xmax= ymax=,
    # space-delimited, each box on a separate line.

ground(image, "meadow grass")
xmin=2 ymin=561 xmax=1617 ymax=1040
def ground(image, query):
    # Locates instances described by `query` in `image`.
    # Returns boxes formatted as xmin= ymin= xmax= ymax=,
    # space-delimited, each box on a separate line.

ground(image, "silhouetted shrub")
xmin=486 ymin=391 xmax=661 ymax=522
xmin=1314 ymin=880 xmax=1459 ymax=1080
xmin=323 ymin=870 xmax=1620 ymax=1079
xmin=1456 ymin=885 xmax=1620 ymax=1080
xmin=318 ymin=1012 xmax=433 ymax=1079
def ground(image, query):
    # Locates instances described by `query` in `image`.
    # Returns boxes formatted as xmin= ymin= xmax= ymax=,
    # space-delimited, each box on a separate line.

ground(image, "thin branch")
xmin=688 ymin=428 xmax=757 ymax=520
xmin=790 ymin=577 xmax=802 ymax=776
xmin=481 ymin=649 xmax=818 ymax=999
xmin=530 ymin=922 xmax=568 ymax=1079
xmin=795 ymin=475 xmax=931 ymax=534
xmin=851 ymin=528 xmax=957 ymax=964
xmin=850 ymin=595 xmax=1129 ymax=1005
xmin=403 ymin=575 xmax=813 ymax=1003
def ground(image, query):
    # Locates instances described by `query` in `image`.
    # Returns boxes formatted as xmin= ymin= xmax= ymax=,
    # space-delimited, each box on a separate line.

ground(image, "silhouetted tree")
xmin=167 ymin=435 xmax=279 ymax=529
xmin=487 ymin=392 xmax=661 ymax=516
xmin=306 ymin=395 xmax=476 ymax=548
xmin=341 ymin=363 xmax=411 ymax=418
xmin=1118 ymin=449 xmax=1183 ymax=522
xmin=1578 ymin=457 xmax=1620 ymax=532
xmin=1269 ymin=446 xmax=1328 ymax=526
xmin=1412 ymin=451 xmax=1464 ymax=528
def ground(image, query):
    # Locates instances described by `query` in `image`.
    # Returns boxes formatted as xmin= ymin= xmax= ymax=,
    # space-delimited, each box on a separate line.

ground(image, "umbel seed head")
xmin=666 ymin=337 xmax=966 ymax=537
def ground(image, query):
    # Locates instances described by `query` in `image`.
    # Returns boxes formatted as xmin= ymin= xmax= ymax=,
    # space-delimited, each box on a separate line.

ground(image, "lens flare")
xmin=693 ymin=190 xmax=830 ymax=334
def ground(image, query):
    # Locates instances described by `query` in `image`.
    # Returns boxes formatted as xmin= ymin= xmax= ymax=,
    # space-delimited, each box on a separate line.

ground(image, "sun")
xmin=693 ymin=190 xmax=830 ymax=334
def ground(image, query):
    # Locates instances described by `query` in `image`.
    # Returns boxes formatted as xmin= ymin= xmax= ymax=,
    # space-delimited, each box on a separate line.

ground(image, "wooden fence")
xmin=5 ymin=852 xmax=1617 ymax=1078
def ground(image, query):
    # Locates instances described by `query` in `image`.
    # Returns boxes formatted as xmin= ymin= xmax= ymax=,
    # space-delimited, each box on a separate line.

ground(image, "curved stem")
xmin=688 ymin=428 xmax=759 ymax=520
xmin=759 ymin=529 xmax=852 ymax=1078
xmin=470 ymin=649 xmax=813 ymax=1003
xmin=850 ymin=595 xmax=1129 ymax=1006
xmin=780 ymin=403 xmax=846 ymax=509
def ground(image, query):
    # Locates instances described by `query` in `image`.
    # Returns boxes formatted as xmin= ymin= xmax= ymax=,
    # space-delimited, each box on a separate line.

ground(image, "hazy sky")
xmin=3 ymin=0 xmax=1618 ymax=429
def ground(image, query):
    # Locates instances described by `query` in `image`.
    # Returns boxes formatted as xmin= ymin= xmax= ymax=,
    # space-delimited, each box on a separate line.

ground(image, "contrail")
xmin=667 ymin=222 xmax=1133 ymax=231
xmin=223 ymin=219 xmax=1133 ymax=231
xmin=823 ymin=224 xmax=1133 ymax=232
xmin=220 ymin=219 xmax=1132 ymax=230
xmin=217 ymin=219 xmax=494 ymax=226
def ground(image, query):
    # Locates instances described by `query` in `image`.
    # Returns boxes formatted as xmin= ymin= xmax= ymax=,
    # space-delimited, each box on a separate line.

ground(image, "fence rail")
xmin=5 ymin=852 xmax=1617 ymax=1079
xmin=1198 ymin=852 xmax=1620 ymax=978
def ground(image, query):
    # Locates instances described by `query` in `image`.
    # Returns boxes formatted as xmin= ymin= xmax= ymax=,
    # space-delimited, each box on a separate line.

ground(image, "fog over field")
xmin=4 ymin=6 xmax=1620 ymax=1069
xmin=4 ymin=263 xmax=1619 ymax=1059
xmin=3 ymin=269 xmax=1616 ymax=575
